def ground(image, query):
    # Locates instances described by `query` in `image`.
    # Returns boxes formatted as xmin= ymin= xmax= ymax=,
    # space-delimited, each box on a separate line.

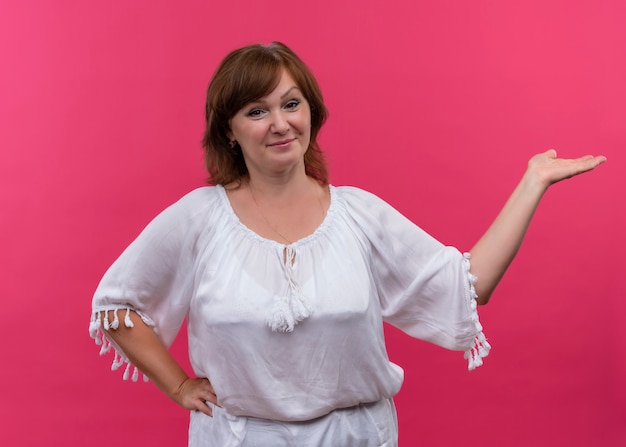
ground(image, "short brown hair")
xmin=202 ymin=42 xmax=329 ymax=186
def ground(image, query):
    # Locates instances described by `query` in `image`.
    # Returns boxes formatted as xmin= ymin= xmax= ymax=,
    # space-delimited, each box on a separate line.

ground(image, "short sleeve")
xmin=341 ymin=187 xmax=490 ymax=370
xmin=89 ymin=188 xmax=211 ymax=379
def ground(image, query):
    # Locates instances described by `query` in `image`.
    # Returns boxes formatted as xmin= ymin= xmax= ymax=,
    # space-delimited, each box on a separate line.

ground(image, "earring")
xmin=229 ymin=140 xmax=236 ymax=148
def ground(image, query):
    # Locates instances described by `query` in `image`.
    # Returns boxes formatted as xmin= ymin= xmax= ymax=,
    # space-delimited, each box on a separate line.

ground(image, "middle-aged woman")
xmin=90 ymin=42 xmax=606 ymax=446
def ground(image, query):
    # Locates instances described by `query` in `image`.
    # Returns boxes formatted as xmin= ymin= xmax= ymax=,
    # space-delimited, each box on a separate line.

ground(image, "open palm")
xmin=527 ymin=149 xmax=606 ymax=189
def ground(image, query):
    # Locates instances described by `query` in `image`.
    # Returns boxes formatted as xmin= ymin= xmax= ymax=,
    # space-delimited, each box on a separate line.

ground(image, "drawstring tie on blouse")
xmin=267 ymin=246 xmax=313 ymax=332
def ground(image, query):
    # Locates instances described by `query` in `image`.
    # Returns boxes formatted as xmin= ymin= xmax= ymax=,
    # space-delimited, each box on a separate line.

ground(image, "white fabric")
xmin=190 ymin=398 xmax=398 ymax=447
xmin=90 ymin=185 xmax=488 ymax=444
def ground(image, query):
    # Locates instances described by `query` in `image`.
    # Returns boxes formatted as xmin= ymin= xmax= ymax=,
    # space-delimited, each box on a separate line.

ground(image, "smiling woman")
xmin=227 ymin=70 xmax=312 ymax=181
xmin=89 ymin=41 xmax=606 ymax=446
xmin=202 ymin=42 xmax=328 ymax=187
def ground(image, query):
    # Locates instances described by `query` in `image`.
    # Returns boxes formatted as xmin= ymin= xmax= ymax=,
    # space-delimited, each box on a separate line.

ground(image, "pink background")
xmin=1 ymin=1 xmax=624 ymax=445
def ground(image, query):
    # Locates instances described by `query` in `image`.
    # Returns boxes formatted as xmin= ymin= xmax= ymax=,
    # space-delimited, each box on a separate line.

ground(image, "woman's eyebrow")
xmin=280 ymin=86 xmax=301 ymax=99
xmin=247 ymin=87 xmax=301 ymax=107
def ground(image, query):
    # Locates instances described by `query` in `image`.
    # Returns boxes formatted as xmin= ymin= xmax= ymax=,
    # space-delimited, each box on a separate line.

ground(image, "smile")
xmin=268 ymin=138 xmax=295 ymax=148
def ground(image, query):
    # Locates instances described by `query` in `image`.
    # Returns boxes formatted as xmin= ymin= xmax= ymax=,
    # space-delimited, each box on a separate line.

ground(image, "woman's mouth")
xmin=268 ymin=138 xmax=295 ymax=149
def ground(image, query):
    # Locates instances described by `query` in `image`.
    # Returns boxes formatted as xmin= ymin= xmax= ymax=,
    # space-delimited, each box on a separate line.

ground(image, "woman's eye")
xmin=284 ymin=100 xmax=300 ymax=110
xmin=246 ymin=109 xmax=265 ymax=118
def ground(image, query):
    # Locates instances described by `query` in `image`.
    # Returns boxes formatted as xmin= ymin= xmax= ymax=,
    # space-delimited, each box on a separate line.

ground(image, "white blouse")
xmin=90 ymin=185 xmax=489 ymax=425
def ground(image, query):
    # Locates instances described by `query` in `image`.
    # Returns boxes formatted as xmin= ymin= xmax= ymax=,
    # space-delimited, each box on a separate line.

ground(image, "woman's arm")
xmin=469 ymin=149 xmax=606 ymax=305
xmin=104 ymin=310 xmax=218 ymax=417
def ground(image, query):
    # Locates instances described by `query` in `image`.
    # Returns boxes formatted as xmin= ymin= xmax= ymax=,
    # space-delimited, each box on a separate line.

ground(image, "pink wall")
xmin=1 ymin=1 xmax=624 ymax=445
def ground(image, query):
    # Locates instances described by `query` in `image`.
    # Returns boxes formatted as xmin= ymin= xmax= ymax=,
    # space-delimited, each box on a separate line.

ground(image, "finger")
xmin=567 ymin=156 xmax=605 ymax=177
xmin=569 ymin=154 xmax=593 ymax=163
xmin=577 ymin=154 xmax=605 ymax=166
xmin=194 ymin=399 xmax=213 ymax=417
xmin=191 ymin=378 xmax=221 ymax=408
xmin=200 ymin=391 xmax=219 ymax=406
xmin=196 ymin=377 xmax=216 ymax=394
xmin=191 ymin=384 xmax=219 ymax=406
xmin=572 ymin=154 xmax=605 ymax=163
xmin=581 ymin=157 xmax=606 ymax=173
xmin=204 ymin=380 xmax=216 ymax=394
xmin=202 ymin=392 xmax=221 ymax=407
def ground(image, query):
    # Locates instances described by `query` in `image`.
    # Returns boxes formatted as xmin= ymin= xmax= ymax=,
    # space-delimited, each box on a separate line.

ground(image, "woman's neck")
xmin=246 ymin=169 xmax=318 ymax=203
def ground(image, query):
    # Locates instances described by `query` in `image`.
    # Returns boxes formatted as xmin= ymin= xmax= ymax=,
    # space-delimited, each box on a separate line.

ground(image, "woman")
xmin=90 ymin=42 xmax=605 ymax=446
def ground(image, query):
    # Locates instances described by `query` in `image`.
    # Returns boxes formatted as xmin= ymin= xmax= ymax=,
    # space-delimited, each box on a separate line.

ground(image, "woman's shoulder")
xmin=145 ymin=185 xmax=224 ymax=231
xmin=333 ymin=185 xmax=391 ymax=209
xmin=168 ymin=185 xmax=224 ymax=212
xmin=177 ymin=185 xmax=221 ymax=203
xmin=332 ymin=185 xmax=417 ymax=231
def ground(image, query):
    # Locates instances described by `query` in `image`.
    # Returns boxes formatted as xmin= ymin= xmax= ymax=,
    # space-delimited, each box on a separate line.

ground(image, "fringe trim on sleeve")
xmin=462 ymin=253 xmax=491 ymax=371
xmin=89 ymin=306 xmax=151 ymax=382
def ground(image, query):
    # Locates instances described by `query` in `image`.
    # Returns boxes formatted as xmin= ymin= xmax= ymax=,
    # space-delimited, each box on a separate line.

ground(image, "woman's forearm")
xmin=469 ymin=173 xmax=545 ymax=304
xmin=104 ymin=310 xmax=190 ymax=397
xmin=103 ymin=310 xmax=217 ymax=416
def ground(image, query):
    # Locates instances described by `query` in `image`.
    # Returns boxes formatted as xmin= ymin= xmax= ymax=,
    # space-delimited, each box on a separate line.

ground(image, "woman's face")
xmin=228 ymin=69 xmax=311 ymax=179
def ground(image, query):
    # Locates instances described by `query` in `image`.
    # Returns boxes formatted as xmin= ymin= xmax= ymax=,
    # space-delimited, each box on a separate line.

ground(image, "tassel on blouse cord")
xmin=123 ymin=362 xmax=131 ymax=381
xmin=103 ymin=311 xmax=110 ymax=331
xmin=99 ymin=338 xmax=111 ymax=356
xmin=268 ymin=296 xmax=295 ymax=332
xmin=462 ymin=253 xmax=491 ymax=371
xmin=267 ymin=246 xmax=313 ymax=332
xmin=91 ymin=312 xmax=103 ymax=345
xmin=478 ymin=333 xmax=491 ymax=356
xmin=473 ymin=354 xmax=483 ymax=369
xmin=124 ymin=308 xmax=134 ymax=327
xmin=111 ymin=351 xmax=124 ymax=371
xmin=89 ymin=308 xmax=148 ymax=382
xmin=111 ymin=309 xmax=119 ymax=330
xmin=89 ymin=313 xmax=100 ymax=338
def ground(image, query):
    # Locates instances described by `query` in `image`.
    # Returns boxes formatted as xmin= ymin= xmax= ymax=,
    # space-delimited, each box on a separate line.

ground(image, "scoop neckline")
xmin=215 ymin=184 xmax=337 ymax=248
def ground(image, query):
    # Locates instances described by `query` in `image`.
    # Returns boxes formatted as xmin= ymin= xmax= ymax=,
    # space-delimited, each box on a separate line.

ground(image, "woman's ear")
xmin=226 ymin=129 xmax=237 ymax=148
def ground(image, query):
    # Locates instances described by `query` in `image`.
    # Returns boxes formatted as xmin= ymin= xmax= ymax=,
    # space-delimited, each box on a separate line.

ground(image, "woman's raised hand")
xmin=525 ymin=149 xmax=607 ymax=191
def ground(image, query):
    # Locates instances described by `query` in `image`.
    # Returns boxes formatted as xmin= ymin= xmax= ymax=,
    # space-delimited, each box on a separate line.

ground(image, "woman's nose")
xmin=270 ymin=112 xmax=289 ymax=135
